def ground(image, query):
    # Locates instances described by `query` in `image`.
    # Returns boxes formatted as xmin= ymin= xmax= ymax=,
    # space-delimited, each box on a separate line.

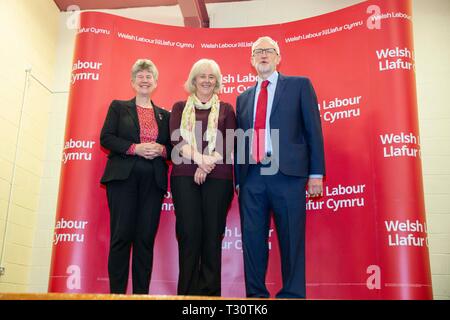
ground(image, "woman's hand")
xmin=192 ymin=152 xmax=215 ymax=174
xmin=135 ymin=142 xmax=163 ymax=159
xmin=198 ymin=154 xmax=217 ymax=173
xmin=194 ymin=168 xmax=207 ymax=185
xmin=211 ymin=151 xmax=223 ymax=163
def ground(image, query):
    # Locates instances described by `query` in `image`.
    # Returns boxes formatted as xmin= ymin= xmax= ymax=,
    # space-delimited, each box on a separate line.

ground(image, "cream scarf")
xmin=180 ymin=94 xmax=220 ymax=155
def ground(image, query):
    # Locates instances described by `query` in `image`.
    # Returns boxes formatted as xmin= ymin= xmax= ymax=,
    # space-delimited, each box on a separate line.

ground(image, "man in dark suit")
xmin=235 ymin=36 xmax=325 ymax=298
xmin=100 ymin=59 xmax=172 ymax=294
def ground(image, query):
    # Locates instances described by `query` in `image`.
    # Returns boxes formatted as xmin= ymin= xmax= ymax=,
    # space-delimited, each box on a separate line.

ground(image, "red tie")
xmin=252 ymin=80 xmax=269 ymax=163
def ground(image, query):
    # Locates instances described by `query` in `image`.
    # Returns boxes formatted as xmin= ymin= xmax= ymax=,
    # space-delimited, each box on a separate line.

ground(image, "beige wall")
xmin=0 ymin=0 xmax=60 ymax=292
xmin=0 ymin=0 xmax=448 ymax=299
xmin=413 ymin=0 xmax=450 ymax=300
xmin=208 ymin=0 xmax=364 ymax=27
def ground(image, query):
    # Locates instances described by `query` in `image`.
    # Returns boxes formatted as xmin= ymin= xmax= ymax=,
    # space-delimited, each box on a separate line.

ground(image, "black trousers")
xmin=106 ymin=158 xmax=165 ymax=294
xmin=171 ymin=176 xmax=234 ymax=296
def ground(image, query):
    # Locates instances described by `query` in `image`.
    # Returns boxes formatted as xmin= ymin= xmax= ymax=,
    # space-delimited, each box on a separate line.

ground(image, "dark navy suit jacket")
xmin=234 ymin=73 xmax=325 ymax=187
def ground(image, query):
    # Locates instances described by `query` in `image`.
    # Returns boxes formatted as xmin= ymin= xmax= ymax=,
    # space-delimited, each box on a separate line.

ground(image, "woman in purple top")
xmin=170 ymin=59 xmax=236 ymax=296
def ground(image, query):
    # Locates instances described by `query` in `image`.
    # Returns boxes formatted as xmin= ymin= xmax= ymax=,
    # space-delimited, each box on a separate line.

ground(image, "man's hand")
xmin=307 ymin=178 xmax=323 ymax=198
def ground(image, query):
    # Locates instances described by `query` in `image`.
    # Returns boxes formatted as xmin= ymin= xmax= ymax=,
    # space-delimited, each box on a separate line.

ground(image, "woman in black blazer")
xmin=100 ymin=59 xmax=171 ymax=294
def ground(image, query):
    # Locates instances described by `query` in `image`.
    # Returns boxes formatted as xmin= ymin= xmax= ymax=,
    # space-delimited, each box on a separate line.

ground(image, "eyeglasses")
xmin=253 ymin=48 xmax=278 ymax=56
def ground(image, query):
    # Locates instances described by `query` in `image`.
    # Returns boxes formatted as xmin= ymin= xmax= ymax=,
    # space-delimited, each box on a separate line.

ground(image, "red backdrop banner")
xmin=48 ymin=0 xmax=432 ymax=299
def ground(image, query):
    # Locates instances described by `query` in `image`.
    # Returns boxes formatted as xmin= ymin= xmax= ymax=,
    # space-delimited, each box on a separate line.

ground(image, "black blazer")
xmin=100 ymin=98 xmax=172 ymax=191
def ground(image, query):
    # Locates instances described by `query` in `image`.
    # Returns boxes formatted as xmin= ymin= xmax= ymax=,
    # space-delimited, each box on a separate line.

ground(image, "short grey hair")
xmin=251 ymin=36 xmax=280 ymax=55
xmin=131 ymin=59 xmax=159 ymax=81
xmin=184 ymin=59 xmax=223 ymax=94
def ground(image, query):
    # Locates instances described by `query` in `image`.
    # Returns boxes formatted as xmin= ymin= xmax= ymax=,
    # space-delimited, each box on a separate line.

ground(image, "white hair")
xmin=184 ymin=58 xmax=223 ymax=94
xmin=251 ymin=36 xmax=280 ymax=55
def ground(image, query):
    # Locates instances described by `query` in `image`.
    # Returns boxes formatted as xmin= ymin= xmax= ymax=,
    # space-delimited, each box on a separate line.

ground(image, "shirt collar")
xmin=257 ymin=71 xmax=279 ymax=87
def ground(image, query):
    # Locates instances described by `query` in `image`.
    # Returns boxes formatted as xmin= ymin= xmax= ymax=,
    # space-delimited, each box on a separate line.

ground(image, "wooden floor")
xmin=0 ymin=293 xmax=255 ymax=300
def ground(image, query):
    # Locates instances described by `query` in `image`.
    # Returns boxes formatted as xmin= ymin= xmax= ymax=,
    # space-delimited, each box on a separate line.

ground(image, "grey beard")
xmin=256 ymin=63 xmax=274 ymax=76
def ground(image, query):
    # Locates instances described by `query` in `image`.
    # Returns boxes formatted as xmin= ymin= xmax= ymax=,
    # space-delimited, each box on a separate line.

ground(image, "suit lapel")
xmin=152 ymin=103 xmax=165 ymax=143
xmin=125 ymin=98 xmax=139 ymax=132
xmin=244 ymin=74 xmax=286 ymax=128
xmin=245 ymin=85 xmax=257 ymax=129
xmin=270 ymin=73 xmax=287 ymax=118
